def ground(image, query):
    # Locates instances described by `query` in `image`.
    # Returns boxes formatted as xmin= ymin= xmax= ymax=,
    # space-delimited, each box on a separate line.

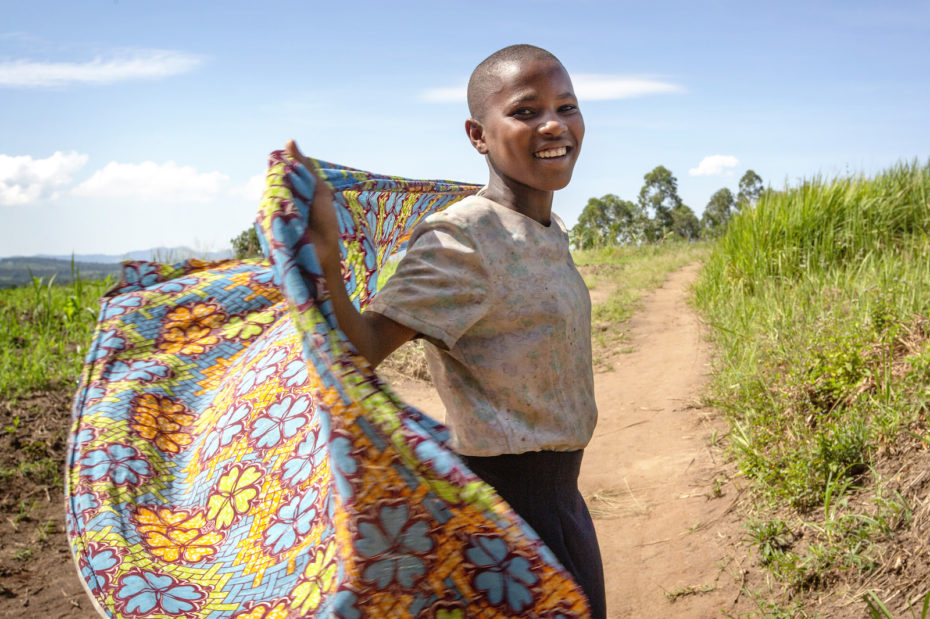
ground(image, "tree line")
xmin=231 ymin=165 xmax=766 ymax=258
xmin=570 ymin=166 xmax=764 ymax=249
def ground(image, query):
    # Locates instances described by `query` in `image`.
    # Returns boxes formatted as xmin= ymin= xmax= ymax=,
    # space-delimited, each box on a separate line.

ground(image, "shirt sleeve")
xmin=367 ymin=221 xmax=490 ymax=350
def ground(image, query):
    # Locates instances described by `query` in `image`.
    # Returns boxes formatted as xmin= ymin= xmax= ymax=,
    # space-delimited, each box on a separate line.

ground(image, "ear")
xmin=465 ymin=118 xmax=489 ymax=155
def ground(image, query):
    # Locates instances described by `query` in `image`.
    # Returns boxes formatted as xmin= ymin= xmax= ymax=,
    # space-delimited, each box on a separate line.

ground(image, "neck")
xmin=482 ymin=167 xmax=554 ymax=226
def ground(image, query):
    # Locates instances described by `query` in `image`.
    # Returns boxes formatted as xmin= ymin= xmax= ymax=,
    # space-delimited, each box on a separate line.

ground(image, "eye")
xmin=559 ymin=104 xmax=579 ymax=114
xmin=511 ymin=107 xmax=535 ymax=119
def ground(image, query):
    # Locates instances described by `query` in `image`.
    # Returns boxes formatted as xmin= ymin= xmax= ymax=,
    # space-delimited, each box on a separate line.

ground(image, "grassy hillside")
xmin=696 ymin=160 xmax=930 ymax=616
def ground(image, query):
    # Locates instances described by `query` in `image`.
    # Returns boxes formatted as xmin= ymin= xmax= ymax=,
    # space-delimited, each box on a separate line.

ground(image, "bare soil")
xmin=0 ymin=392 xmax=96 ymax=618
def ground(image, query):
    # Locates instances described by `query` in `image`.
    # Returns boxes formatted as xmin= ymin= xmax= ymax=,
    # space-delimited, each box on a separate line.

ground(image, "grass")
xmin=0 ymin=265 xmax=113 ymax=400
xmin=576 ymin=242 xmax=709 ymax=321
xmin=665 ymin=583 xmax=716 ymax=602
xmin=574 ymin=241 xmax=709 ymax=368
xmin=866 ymin=590 xmax=930 ymax=618
xmin=696 ymin=159 xmax=930 ymax=614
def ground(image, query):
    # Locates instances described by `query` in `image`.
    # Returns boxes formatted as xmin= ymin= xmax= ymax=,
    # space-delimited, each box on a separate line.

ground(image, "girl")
xmin=287 ymin=43 xmax=606 ymax=618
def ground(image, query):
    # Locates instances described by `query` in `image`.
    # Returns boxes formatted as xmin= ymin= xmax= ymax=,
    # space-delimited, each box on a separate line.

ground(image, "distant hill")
xmin=0 ymin=247 xmax=233 ymax=289
xmin=0 ymin=257 xmax=122 ymax=289
xmin=33 ymin=246 xmax=233 ymax=264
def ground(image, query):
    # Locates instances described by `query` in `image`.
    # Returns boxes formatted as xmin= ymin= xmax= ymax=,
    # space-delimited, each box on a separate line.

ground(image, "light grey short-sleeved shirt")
xmin=368 ymin=195 xmax=597 ymax=456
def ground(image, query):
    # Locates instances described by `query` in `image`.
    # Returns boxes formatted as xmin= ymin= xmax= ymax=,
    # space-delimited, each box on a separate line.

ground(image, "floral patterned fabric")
xmin=67 ymin=151 xmax=592 ymax=617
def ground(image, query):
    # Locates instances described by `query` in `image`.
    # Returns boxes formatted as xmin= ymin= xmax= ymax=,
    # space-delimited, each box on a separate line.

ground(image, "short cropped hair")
xmin=467 ymin=44 xmax=564 ymax=120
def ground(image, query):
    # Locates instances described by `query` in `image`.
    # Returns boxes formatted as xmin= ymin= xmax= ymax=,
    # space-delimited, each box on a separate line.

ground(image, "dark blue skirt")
xmin=461 ymin=450 xmax=607 ymax=619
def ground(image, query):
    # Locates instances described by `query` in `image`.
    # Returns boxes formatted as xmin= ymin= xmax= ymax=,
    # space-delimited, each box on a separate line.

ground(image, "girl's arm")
xmin=285 ymin=140 xmax=417 ymax=366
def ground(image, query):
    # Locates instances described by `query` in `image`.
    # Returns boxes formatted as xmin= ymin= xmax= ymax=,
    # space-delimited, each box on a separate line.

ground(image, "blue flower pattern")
xmin=73 ymin=492 xmax=99 ymax=516
xmin=104 ymin=359 xmax=170 ymax=382
xmin=466 ymin=535 xmax=538 ymax=613
xmin=235 ymin=347 xmax=286 ymax=396
xmin=357 ymin=504 xmax=433 ymax=588
xmin=201 ymin=403 xmax=251 ymax=461
xmin=281 ymin=425 xmax=327 ymax=487
xmin=262 ymin=486 xmax=320 ymax=554
xmin=281 ymin=359 xmax=309 ymax=387
xmin=80 ymin=545 xmax=119 ymax=591
xmin=147 ymin=276 xmax=199 ymax=294
xmin=73 ymin=427 xmax=95 ymax=444
xmin=250 ymin=395 xmax=309 ymax=449
xmin=414 ymin=439 xmax=456 ymax=475
xmin=329 ymin=435 xmax=358 ymax=498
xmin=101 ymin=296 xmax=142 ymax=320
xmin=87 ymin=329 xmax=126 ymax=362
xmin=115 ymin=570 xmax=204 ymax=615
xmin=319 ymin=589 xmax=360 ymax=619
xmin=121 ymin=263 xmax=161 ymax=292
xmin=80 ymin=444 xmax=151 ymax=485
xmin=235 ymin=364 xmax=276 ymax=396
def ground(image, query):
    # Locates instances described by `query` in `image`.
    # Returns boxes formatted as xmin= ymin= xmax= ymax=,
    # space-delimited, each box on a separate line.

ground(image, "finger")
xmin=285 ymin=139 xmax=302 ymax=159
xmin=285 ymin=140 xmax=322 ymax=197
xmin=285 ymin=139 xmax=316 ymax=171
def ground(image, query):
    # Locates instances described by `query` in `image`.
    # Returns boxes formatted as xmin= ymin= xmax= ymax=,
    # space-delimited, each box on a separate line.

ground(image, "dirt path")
xmin=393 ymin=262 xmax=755 ymax=617
xmin=580 ymin=262 xmax=753 ymax=617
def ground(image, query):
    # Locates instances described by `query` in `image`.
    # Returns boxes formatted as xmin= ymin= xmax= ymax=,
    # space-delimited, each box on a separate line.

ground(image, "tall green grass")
xmin=0 ymin=269 xmax=112 ymax=399
xmin=712 ymin=160 xmax=929 ymax=292
xmin=696 ymin=160 xmax=930 ymax=609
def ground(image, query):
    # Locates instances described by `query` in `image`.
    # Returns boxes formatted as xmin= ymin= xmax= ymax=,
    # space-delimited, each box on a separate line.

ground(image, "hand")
xmin=283 ymin=141 xmax=417 ymax=365
xmin=285 ymin=139 xmax=341 ymax=268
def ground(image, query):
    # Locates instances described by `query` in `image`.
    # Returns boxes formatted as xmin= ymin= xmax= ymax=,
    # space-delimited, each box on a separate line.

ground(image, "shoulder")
xmin=550 ymin=212 xmax=569 ymax=236
xmin=410 ymin=195 xmax=502 ymax=245
xmin=420 ymin=195 xmax=501 ymax=229
xmin=413 ymin=196 xmax=569 ymax=249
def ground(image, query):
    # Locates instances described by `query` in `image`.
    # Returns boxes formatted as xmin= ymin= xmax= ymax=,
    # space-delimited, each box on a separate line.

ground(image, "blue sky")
xmin=2 ymin=1 xmax=928 ymax=257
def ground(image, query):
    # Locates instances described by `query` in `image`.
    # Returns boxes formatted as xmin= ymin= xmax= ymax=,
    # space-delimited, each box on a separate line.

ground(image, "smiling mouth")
xmin=534 ymin=146 xmax=569 ymax=159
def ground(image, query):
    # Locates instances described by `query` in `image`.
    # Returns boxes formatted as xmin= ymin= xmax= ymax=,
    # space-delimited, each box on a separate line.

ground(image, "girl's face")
xmin=470 ymin=57 xmax=584 ymax=194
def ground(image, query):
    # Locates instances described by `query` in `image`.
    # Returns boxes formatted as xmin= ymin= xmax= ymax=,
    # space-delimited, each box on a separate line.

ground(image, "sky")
xmin=1 ymin=0 xmax=929 ymax=258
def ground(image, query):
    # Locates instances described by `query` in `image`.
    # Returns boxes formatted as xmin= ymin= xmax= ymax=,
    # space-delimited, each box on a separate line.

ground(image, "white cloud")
xmin=228 ymin=174 xmax=266 ymax=203
xmin=420 ymin=74 xmax=684 ymax=103
xmin=73 ymin=161 xmax=229 ymax=203
xmin=421 ymin=86 xmax=467 ymax=103
xmin=0 ymin=151 xmax=88 ymax=206
xmin=689 ymin=155 xmax=740 ymax=177
xmin=572 ymin=75 xmax=685 ymax=100
xmin=0 ymin=49 xmax=202 ymax=88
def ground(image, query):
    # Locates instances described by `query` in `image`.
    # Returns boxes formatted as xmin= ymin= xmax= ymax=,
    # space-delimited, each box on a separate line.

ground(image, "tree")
xmin=670 ymin=204 xmax=701 ymax=241
xmin=638 ymin=166 xmax=683 ymax=240
xmin=231 ymin=227 xmax=263 ymax=259
xmin=737 ymin=170 xmax=763 ymax=210
xmin=701 ymin=187 xmax=736 ymax=237
xmin=570 ymin=194 xmax=643 ymax=249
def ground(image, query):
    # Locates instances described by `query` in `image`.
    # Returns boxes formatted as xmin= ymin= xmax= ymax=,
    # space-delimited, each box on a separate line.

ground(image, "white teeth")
xmin=535 ymin=147 xmax=567 ymax=159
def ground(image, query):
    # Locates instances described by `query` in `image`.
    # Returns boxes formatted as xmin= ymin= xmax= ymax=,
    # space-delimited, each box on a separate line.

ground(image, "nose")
xmin=538 ymin=117 xmax=567 ymax=137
